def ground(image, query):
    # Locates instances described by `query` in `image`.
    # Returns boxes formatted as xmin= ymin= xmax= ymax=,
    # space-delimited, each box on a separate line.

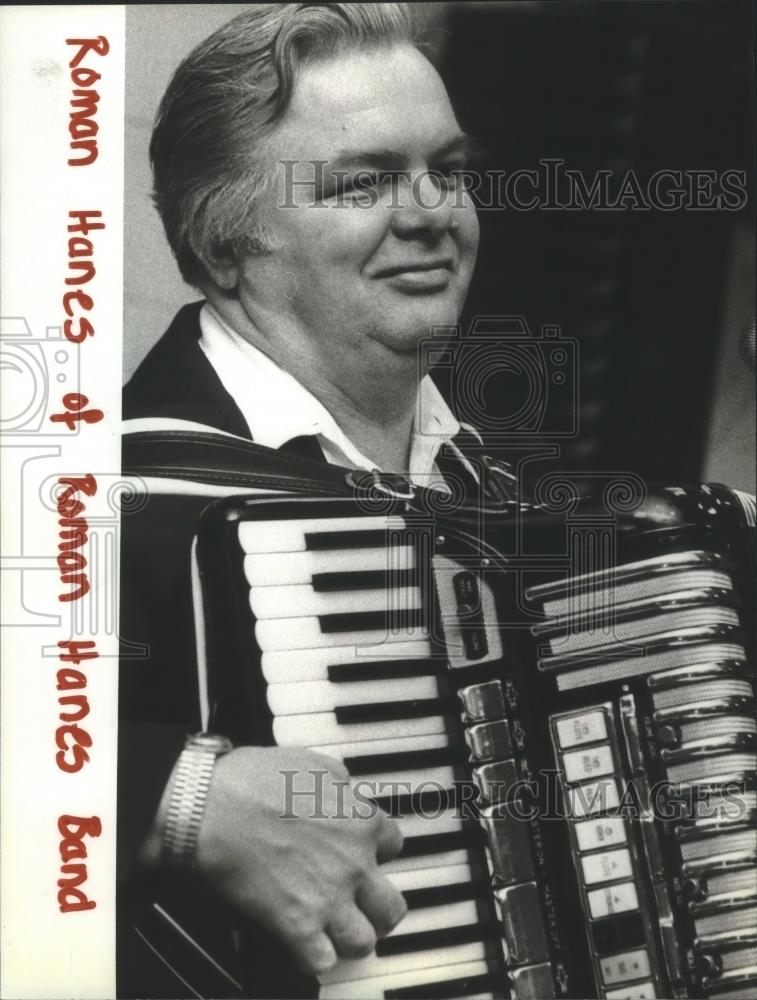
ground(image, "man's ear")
xmin=195 ymin=239 xmax=240 ymax=292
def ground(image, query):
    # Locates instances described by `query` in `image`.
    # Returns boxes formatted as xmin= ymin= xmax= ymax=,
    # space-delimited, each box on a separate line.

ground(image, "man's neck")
xmin=314 ymin=379 xmax=416 ymax=472
xmin=206 ymin=293 xmax=421 ymax=473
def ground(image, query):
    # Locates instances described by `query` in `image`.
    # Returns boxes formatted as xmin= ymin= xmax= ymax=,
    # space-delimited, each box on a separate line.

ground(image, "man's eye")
xmin=435 ymin=165 xmax=467 ymax=188
xmin=348 ymin=171 xmax=382 ymax=192
xmin=322 ymin=171 xmax=387 ymax=201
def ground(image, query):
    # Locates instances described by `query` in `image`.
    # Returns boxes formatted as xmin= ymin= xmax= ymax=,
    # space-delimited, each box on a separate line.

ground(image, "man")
xmin=120 ymin=2 xmax=485 ymax=993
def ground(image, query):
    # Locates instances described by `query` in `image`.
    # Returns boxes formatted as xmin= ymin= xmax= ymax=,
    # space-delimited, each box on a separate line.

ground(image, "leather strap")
xmin=122 ymin=428 xmax=354 ymax=496
xmin=122 ymin=422 xmax=519 ymax=506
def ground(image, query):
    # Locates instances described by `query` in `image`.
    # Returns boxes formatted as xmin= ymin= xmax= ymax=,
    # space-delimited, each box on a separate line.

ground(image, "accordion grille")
xmin=555 ymin=643 xmax=747 ymax=690
xmin=681 ymin=830 xmax=756 ymax=861
xmin=548 ymin=607 xmax=739 ymax=655
xmin=652 ymin=678 xmax=752 ymax=709
xmin=695 ymin=906 xmax=757 ymax=936
xmin=543 ymin=568 xmax=732 ymax=617
xmin=676 ymin=716 xmax=756 ymax=742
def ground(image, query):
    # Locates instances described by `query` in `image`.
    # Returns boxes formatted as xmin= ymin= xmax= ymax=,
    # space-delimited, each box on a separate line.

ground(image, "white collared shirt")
xmin=197 ymin=302 xmax=468 ymax=489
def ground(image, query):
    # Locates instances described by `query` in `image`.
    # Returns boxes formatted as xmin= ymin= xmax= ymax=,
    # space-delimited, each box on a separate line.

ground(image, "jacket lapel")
xmin=123 ymin=301 xmax=251 ymax=438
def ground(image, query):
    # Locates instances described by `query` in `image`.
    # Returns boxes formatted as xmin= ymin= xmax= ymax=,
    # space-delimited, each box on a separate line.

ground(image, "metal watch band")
xmin=162 ymin=732 xmax=233 ymax=871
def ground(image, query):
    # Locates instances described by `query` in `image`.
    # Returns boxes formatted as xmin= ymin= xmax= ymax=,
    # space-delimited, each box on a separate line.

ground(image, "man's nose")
xmin=390 ymin=170 xmax=456 ymax=238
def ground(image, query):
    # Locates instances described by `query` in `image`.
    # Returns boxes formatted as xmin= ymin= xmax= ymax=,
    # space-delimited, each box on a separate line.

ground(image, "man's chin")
xmin=379 ymin=324 xmax=452 ymax=357
xmin=383 ymin=301 xmax=463 ymax=349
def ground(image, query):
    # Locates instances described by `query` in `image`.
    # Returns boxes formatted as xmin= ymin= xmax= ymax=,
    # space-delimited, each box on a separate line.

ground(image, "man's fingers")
xmin=356 ymin=872 xmax=408 ymax=937
xmin=374 ymin=814 xmax=403 ymax=863
xmin=311 ymin=752 xmax=350 ymax=784
xmin=286 ymin=928 xmax=338 ymax=976
xmin=327 ymin=905 xmax=377 ymax=959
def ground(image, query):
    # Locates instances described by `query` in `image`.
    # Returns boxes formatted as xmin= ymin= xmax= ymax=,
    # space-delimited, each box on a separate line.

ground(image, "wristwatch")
xmin=162 ymin=732 xmax=233 ymax=871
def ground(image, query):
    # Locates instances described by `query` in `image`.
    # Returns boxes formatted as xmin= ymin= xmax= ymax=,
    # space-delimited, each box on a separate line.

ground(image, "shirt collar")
xmin=197 ymin=302 xmax=460 ymax=486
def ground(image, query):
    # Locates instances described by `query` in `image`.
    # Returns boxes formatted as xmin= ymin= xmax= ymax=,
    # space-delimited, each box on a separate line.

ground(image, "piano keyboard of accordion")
xmin=135 ymin=484 xmax=755 ymax=1000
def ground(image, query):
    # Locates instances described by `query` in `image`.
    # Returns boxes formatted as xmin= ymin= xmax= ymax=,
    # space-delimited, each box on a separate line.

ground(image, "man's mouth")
xmin=375 ymin=259 xmax=455 ymax=293
xmin=376 ymin=258 xmax=454 ymax=279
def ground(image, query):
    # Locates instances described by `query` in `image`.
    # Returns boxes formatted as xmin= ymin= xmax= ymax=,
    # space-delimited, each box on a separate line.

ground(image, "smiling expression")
xmin=227 ymin=44 xmax=479 ymax=365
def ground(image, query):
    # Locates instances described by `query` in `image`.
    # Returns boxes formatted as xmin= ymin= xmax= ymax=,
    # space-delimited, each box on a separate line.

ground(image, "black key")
xmin=319 ymin=609 xmax=425 ymax=633
xmin=328 ymin=659 xmax=442 ymax=683
xmin=335 ymin=698 xmax=455 ymax=725
xmin=312 ymin=569 xmax=416 ymax=592
xmin=403 ymin=880 xmax=488 ymax=910
xmin=374 ymin=785 xmax=471 ymax=816
xmin=305 ymin=529 xmax=394 ymax=551
xmin=387 ymin=971 xmax=503 ymax=999
xmin=343 ymin=745 xmax=466 ymax=777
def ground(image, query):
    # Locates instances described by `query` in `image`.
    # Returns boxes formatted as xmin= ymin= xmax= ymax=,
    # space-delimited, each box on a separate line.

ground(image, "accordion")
xmin=130 ymin=476 xmax=756 ymax=1000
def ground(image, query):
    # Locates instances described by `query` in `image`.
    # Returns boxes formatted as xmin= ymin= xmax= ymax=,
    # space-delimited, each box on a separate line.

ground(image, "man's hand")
xmin=191 ymin=746 xmax=406 ymax=975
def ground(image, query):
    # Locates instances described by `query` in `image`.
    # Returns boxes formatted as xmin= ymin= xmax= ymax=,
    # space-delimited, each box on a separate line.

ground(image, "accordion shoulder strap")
xmin=122 ymin=416 xmax=518 ymax=504
xmin=122 ymin=417 xmax=352 ymax=496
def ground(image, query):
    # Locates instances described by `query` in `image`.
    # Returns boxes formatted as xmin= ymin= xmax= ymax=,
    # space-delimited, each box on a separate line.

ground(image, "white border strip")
xmin=1 ymin=7 xmax=125 ymax=996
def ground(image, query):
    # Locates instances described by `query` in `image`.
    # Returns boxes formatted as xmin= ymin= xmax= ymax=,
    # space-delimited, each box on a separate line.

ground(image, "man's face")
xmin=232 ymin=44 xmax=479 ymax=361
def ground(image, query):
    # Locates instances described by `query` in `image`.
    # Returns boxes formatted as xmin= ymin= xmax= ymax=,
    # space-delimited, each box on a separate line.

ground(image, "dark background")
xmin=433 ymin=0 xmax=754 ymax=487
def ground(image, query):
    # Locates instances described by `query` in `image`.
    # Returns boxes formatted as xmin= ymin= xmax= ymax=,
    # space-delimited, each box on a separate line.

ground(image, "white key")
xmin=319 ymin=942 xmax=488 ymax=985
xmin=384 ymin=811 xmax=469 ymax=873
xmin=388 ymin=863 xmax=472 ymax=892
xmin=244 ymin=545 xmax=416 ymax=586
xmin=250 ymin=584 xmax=422 ymax=620
xmin=312 ymin=732 xmax=450 ymax=760
xmin=357 ymin=765 xmax=457 ymax=788
xmin=267 ymin=676 xmax=441 ymax=715
xmin=261 ymin=640 xmax=433 ymax=682
xmin=273 ymin=712 xmax=447 ymax=747
xmin=319 ymin=959 xmax=490 ymax=1000
xmin=238 ymin=516 xmax=408 ymax=553
xmin=395 ymin=809 xmax=463 ymax=842
xmin=256 ymin=618 xmax=428 ymax=650
xmin=383 ymin=850 xmax=470 ymax=874
xmin=388 ymin=900 xmax=479 ymax=937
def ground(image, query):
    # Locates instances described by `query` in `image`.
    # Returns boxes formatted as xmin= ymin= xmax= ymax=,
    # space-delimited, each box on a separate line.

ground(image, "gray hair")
xmin=150 ymin=3 xmax=414 ymax=286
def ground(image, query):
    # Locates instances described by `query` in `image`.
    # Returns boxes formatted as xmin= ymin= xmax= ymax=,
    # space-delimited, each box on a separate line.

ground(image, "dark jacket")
xmin=124 ymin=301 xmax=246 ymax=432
